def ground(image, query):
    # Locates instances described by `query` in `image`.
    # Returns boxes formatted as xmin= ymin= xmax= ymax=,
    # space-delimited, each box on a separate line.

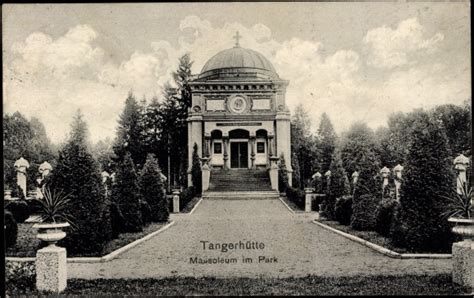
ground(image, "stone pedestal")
xmin=36 ymin=245 xmax=67 ymax=293
xmin=452 ymin=240 xmax=474 ymax=291
xmin=304 ymin=188 xmax=313 ymax=213
xmin=202 ymin=162 xmax=210 ymax=192
xmin=173 ymin=191 xmax=180 ymax=213
xmin=269 ymin=162 xmax=278 ymax=191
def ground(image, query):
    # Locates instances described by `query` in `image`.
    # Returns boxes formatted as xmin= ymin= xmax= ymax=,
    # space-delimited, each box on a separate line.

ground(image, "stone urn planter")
xmin=33 ymin=222 xmax=70 ymax=246
xmin=448 ymin=217 xmax=474 ymax=241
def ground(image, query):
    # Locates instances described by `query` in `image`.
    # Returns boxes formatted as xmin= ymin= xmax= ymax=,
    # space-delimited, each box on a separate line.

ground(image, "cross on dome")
xmin=233 ymin=31 xmax=241 ymax=47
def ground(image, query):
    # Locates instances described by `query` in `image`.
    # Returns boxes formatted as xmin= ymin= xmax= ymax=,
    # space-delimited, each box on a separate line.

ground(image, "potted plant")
xmin=32 ymin=186 xmax=76 ymax=246
xmin=443 ymin=179 xmax=473 ymax=241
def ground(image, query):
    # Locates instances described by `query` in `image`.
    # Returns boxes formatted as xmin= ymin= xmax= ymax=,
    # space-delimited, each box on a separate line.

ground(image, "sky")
xmin=3 ymin=2 xmax=471 ymax=144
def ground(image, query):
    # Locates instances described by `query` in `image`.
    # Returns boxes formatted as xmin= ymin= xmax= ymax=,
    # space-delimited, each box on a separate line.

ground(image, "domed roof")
xmin=198 ymin=46 xmax=279 ymax=80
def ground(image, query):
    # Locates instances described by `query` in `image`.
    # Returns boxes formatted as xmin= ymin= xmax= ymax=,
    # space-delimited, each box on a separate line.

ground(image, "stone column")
xmin=250 ymin=135 xmax=256 ymax=169
xmin=380 ymin=166 xmax=390 ymax=194
xmin=393 ymin=164 xmax=403 ymax=201
xmin=454 ymin=154 xmax=470 ymax=195
xmin=204 ymin=134 xmax=211 ymax=158
xmin=267 ymin=134 xmax=274 ymax=158
xmin=275 ymin=112 xmax=292 ymax=186
xmin=172 ymin=190 xmax=180 ymax=213
xmin=14 ymin=157 xmax=30 ymax=198
xmin=223 ymin=135 xmax=230 ymax=171
xmin=304 ymin=188 xmax=314 ymax=212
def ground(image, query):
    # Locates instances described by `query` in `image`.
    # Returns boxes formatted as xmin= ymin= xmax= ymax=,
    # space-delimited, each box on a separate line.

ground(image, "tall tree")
xmin=340 ymin=122 xmax=380 ymax=176
xmin=317 ymin=113 xmax=337 ymax=173
xmin=113 ymin=91 xmax=146 ymax=167
xmin=430 ymin=103 xmax=471 ymax=158
xmin=291 ymin=104 xmax=318 ymax=188
xmin=139 ymin=154 xmax=168 ymax=222
xmin=393 ymin=110 xmax=456 ymax=252
xmin=49 ymin=111 xmax=111 ymax=254
xmin=3 ymin=112 xmax=56 ymax=191
xmin=111 ymin=152 xmax=143 ymax=232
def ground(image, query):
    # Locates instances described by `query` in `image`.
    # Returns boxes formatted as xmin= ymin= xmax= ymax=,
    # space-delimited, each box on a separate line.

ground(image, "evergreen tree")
xmin=113 ymin=91 xmax=146 ymax=167
xmin=139 ymin=154 xmax=169 ymax=222
xmin=112 ymin=152 xmax=143 ymax=232
xmin=317 ymin=113 xmax=337 ymax=173
xmin=291 ymin=104 xmax=318 ymax=188
xmin=49 ymin=111 xmax=111 ymax=254
xmin=325 ymin=151 xmax=350 ymax=219
xmin=340 ymin=122 xmax=381 ymax=230
xmin=191 ymin=143 xmax=202 ymax=195
xmin=393 ymin=111 xmax=455 ymax=252
xmin=291 ymin=152 xmax=302 ymax=189
xmin=278 ymin=153 xmax=289 ymax=192
xmin=340 ymin=122 xmax=380 ymax=176
xmin=3 ymin=112 xmax=56 ymax=191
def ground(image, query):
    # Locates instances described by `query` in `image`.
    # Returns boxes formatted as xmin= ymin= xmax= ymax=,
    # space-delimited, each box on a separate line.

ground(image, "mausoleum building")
xmin=187 ymin=33 xmax=292 ymax=191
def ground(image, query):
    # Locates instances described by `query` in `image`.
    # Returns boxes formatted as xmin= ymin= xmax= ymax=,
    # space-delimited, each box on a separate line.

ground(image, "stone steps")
xmin=203 ymin=191 xmax=280 ymax=200
xmin=209 ymin=169 xmax=273 ymax=191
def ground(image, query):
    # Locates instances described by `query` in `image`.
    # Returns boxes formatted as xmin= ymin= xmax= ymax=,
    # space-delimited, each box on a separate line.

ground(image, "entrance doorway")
xmin=230 ymin=142 xmax=248 ymax=168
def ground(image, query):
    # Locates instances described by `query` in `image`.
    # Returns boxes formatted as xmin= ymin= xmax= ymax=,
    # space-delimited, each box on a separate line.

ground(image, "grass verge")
xmin=6 ymin=222 xmax=167 ymax=258
xmin=6 ymin=274 xmax=467 ymax=296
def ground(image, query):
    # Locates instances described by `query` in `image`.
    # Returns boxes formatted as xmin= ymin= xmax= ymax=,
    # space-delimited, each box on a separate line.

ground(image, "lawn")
xmin=6 ymin=221 xmax=167 ymax=258
xmin=6 ymin=274 xmax=467 ymax=296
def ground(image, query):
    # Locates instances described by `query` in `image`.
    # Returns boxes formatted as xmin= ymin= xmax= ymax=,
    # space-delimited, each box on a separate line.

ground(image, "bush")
xmin=5 ymin=210 xmax=18 ymax=248
xmin=325 ymin=152 xmax=351 ymax=220
xmin=111 ymin=153 xmax=143 ymax=233
xmin=180 ymin=186 xmax=195 ymax=211
xmin=49 ymin=112 xmax=112 ymax=254
xmin=5 ymin=199 xmax=30 ymax=223
xmin=375 ymin=198 xmax=399 ymax=237
xmin=5 ymin=261 xmax=36 ymax=293
xmin=335 ymin=195 xmax=352 ymax=225
xmin=191 ymin=143 xmax=202 ymax=195
xmin=139 ymin=154 xmax=169 ymax=222
xmin=278 ymin=154 xmax=289 ymax=192
xmin=140 ymin=199 xmax=153 ymax=225
xmin=286 ymin=186 xmax=305 ymax=210
xmin=351 ymin=194 xmax=380 ymax=231
xmin=110 ymin=201 xmax=125 ymax=239
xmin=392 ymin=111 xmax=456 ymax=252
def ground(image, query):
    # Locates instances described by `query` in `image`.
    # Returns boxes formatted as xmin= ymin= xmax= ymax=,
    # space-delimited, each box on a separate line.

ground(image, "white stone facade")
xmin=187 ymin=44 xmax=292 ymax=186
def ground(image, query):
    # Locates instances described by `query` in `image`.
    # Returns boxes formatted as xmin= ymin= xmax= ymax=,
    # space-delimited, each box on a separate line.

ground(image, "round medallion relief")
xmin=193 ymin=105 xmax=201 ymax=112
xmin=228 ymin=95 xmax=248 ymax=114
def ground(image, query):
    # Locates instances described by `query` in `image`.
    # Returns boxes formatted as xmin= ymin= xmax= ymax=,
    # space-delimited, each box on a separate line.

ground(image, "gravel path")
xmin=68 ymin=198 xmax=451 ymax=279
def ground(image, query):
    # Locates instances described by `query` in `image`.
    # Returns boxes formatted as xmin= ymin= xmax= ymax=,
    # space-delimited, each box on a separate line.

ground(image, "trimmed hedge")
xmin=110 ymin=202 xmax=125 ymax=239
xmin=139 ymin=154 xmax=169 ymax=222
xmin=179 ymin=186 xmax=195 ymax=211
xmin=335 ymin=195 xmax=352 ymax=225
xmin=5 ymin=210 xmax=18 ymax=248
xmin=140 ymin=199 xmax=153 ymax=225
xmin=375 ymin=198 xmax=399 ymax=237
xmin=5 ymin=199 xmax=30 ymax=223
xmin=350 ymin=194 xmax=379 ymax=231
xmin=286 ymin=186 xmax=305 ymax=210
